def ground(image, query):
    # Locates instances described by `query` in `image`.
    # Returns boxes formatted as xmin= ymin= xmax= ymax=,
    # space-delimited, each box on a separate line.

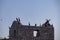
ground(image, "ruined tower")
xmin=9 ymin=18 xmax=54 ymax=40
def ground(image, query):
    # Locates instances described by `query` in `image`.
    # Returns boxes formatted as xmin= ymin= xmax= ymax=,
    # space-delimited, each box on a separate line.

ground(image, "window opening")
xmin=14 ymin=30 xmax=16 ymax=36
xmin=33 ymin=31 xmax=37 ymax=37
xmin=33 ymin=30 xmax=40 ymax=37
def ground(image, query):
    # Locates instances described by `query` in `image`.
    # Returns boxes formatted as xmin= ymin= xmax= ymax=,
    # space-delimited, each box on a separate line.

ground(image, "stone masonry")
xmin=9 ymin=18 xmax=54 ymax=40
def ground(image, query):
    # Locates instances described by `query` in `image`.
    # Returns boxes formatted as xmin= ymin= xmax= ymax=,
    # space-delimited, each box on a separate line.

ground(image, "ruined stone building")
xmin=9 ymin=18 xmax=54 ymax=40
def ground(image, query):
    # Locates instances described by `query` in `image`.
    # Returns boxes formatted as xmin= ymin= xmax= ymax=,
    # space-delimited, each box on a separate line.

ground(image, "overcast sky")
xmin=0 ymin=0 xmax=60 ymax=40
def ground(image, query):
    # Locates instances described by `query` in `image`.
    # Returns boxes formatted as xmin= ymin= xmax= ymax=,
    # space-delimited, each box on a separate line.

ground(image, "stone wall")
xmin=9 ymin=19 xmax=54 ymax=40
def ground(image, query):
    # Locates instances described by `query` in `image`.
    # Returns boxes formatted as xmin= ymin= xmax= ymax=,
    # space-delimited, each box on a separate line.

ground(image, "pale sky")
xmin=0 ymin=0 xmax=60 ymax=40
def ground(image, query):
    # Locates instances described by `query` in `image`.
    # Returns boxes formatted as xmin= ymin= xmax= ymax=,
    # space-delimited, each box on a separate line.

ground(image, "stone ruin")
xmin=9 ymin=18 xmax=54 ymax=40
